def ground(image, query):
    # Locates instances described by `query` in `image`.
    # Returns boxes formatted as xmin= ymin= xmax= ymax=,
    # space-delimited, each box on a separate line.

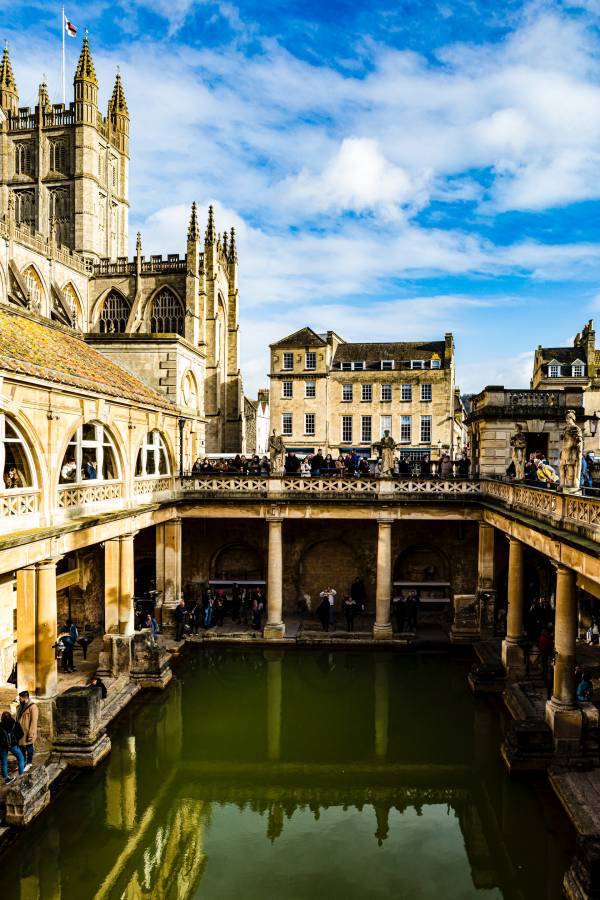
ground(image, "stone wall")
xmin=56 ymin=547 xmax=104 ymax=632
xmin=181 ymin=518 xmax=478 ymax=612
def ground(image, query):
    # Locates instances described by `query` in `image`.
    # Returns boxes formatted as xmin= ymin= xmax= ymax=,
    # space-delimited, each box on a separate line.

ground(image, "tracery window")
xmin=0 ymin=416 xmax=34 ymax=490
xmin=23 ymin=266 xmax=43 ymax=310
xmin=14 ymin=189 xmax=35 ymax=228
xmin=49 ymin=187 xmax=71 ymax=247
xmin=59 ymin=424 xmax=119 ymax=485
xmin=14 ymin=142 xmax=32 ymax=176
xmin=49 ymin=140 xmax=67 ymax=174
xmin=150 ymin=288 xmax=185 ymax=336
xmin=135 ymin=431 xmax=169 ymax=477
xmin=59 ymin=283 xmax=82 ymax=329
xmin=99 ymin=290 xmax=131 ymax=333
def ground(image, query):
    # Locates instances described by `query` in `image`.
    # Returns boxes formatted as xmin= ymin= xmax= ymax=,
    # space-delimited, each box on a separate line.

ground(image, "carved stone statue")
xmin=374 ymin=430 xmax=397 ymax=477
xmin=268 ymin=429 xmax=285 ymax=475
xmin=560 ymin=409 xmax=583 ymax=490
xmin=509 ymin=424 xmax=527 ymax=480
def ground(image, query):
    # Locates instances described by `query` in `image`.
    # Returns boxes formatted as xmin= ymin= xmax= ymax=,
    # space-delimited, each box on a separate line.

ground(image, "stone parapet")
xmin=130 ymin=632 xmax=172 ymax=689
xmin=3 ymin=767 xmax=51 ymax=827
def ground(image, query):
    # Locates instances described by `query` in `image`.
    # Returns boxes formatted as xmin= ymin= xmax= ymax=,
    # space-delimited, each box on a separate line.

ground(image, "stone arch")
xmin=93 ymin=288 xmax=131 ymax=333
xmin=0 ymin=409 xmax=45 ymax=493
xmin=56 ymin=419 xmax=125 ymax=487
xmin=211 ymin=543 xmax=264 ymax=582
xmin=22 ymin=263 xmax=46 ymax=312
xmin=0 ymin=262 xmax=7 ymax=305
xmin=393 ymin=545 xmax=450 ymax=583
xmin=298 ymin=538 xmax=360 ymax=604
xmin=148 ymin=286 xmax=185 ymax=336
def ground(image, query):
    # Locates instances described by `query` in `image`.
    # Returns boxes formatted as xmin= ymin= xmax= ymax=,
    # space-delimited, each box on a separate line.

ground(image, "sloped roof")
xmin=537 ymin=347 xmax=580 ymax=365
xmin=333 ymin=341 xmax=445 ymax=365
xmin=0 ymin=306 xmax=174 ymax=410
xmin=271 ymin=327 xmax=328 ymax=349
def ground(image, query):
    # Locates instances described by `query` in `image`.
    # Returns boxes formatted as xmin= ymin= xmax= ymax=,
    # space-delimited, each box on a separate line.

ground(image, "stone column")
xmin=545 ymin=565 xmax=589 ymax=751
xmin=156 ymin=519 xmax=182 ymax=628
xmin=16 ymin=565 xmax=37 ymax=693
xmin=477 ymin=522 xmax=496 ymax=637
xmin=266 ymin=651 xmax=283 ymax=761
xmin=264 ymin=518 xmax=285 ymax=639
xmin=501 ymin=537 xmax=525 ymax=678
xmin=373 ymin=519 xmax=393 ymax=640
xmin=119 ymin=534 xmax=136 ymax=636
xmin=35 ymin=560 xmax=59 ymax=698
xmin=104 ymin=537 xmax=121 ymax=634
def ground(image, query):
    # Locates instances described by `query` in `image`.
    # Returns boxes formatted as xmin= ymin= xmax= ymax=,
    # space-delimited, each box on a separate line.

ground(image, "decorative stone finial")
xmin=188 ymin=202 xmax=199 ymax=241
xmin=205 ymin=205 xmax=216 ymax=243
xmin=228 ymin=227 xmax=238 ymax=263
xmin=108 ymin=71 xmax=128 ymax=116
xmin=136 ymin=231 xmax=142 ymax=254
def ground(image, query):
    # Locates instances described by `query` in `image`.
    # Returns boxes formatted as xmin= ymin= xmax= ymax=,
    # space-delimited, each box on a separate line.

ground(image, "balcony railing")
xmin=179 ymin=474 xmax=483 ymax=498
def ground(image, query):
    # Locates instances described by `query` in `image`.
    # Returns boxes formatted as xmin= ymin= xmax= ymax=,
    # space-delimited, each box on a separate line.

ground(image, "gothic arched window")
xmin=23 ymin=266 xmax=44 ymax=311
xmin=49 ymin=140 xmax=67 ymax=174
xmin=99 ymin=290 xmax=131 ymax=334
xmin=14 ymin=190 xmax=35 ymax=228
xmin=14 ymin=143 xmax=32 ymax=176
xmin=150 ymin=288 xmax=185 ymax=336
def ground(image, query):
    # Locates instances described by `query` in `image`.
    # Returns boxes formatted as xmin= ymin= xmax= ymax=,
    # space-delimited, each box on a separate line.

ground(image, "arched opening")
xmin=59 ymin=422 xmax=120 ymax=485
xmin=211 ymin=544 xmax=264 ymax=582
xmin=150 ymin=288 xmax=185 ymax=336
xmin=99 ymin=290 xmax=131 ymax=334
xmin=394 ymin=545 xmax=450 ymax=584
xmin=299 ymin=539 xmax=359 ymax=604
xmin=135 ymin=430 xmax=170 ymax=478
xmin=61 ymin=282 xmax=83 ymax=329
xmin=23 ymin=265 xmax=44 ymax=311
xmin=0 ymin=414 xmax=36 ymax=491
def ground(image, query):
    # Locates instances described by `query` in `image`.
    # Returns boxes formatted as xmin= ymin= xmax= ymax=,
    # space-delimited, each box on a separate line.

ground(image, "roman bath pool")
xmin=0 ymin=649 xmax=573 ymax=899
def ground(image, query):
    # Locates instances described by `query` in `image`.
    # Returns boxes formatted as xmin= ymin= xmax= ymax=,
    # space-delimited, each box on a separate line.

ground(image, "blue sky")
xmin=5 ymin=0 xmax=600 ymax=394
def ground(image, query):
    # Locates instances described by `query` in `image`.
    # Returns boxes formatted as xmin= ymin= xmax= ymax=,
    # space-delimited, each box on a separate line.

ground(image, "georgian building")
xmin=269 ymin=327 xmax=459 ymax=457
xmin=0 ymin=40 xmax=243 ymax=456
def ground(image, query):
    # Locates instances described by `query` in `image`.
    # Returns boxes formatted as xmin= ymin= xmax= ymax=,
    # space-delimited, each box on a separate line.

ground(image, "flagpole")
xmin=61 ymin=5 xmax=65 ymax=106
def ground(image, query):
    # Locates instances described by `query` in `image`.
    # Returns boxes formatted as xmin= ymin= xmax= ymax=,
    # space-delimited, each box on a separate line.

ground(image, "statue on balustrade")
xmin=269 ymin=429 xmax=286 ymax=475
xmin=560 ymin=409 xmax=583 ymax=490
xmin=509 ymin=424 xmax=527 ymax=480
xmin=373 ymin=430 xmax=397 ymax=477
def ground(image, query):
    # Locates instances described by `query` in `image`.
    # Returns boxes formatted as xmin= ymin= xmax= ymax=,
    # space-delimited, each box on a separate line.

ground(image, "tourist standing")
xmin=319 ymin=586 xmax=337 ymax=628
xmin=577 ymin=671 xmax=594 ymax=702
xmin=204 ymin=590 xmax=214 ymax=628
xmin=0 ymin=711 xmax=24 ymax=784
xmin=214 ymin=593 xmax=225 ymax=627
xmin=16 ymin=690 xmax=38 ymax=770
xmin=252 ymin=590 xmax=265 ymax=629
xmin=392 ymin=592 xmax=407 ymax=633
xmin=174 ymin=598 xmax=187 ymax=641
xmin=61 ymin=619 xmax=79 ymax=672
xmin=189 ymin=599 xmax=201 ymax=634
xmin=143 ymin=613 xmax=160 ymax=637
xmin=317 ymin=595 xmax=330 ymax=631
xmin=343 ymin=595 xmax=357 ymax=631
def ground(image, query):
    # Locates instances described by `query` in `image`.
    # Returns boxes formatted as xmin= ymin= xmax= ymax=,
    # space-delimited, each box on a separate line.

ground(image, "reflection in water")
xmin=0 ymin=650 xmax=574 ymax=900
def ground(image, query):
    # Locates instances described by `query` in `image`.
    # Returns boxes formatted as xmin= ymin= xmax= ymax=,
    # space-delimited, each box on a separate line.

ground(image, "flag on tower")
xmin=64 ymin=16 xmax=77 ymax=37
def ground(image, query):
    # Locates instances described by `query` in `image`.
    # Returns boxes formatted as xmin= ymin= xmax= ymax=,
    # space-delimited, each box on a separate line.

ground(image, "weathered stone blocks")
xmin=53 ymin=685 xmax=111 ymax=766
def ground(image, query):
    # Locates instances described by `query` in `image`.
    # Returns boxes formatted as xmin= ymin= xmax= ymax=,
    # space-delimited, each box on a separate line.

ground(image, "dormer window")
xmin=410 ymin=360 xmax=425 ymax=370
xmin=430 ymin=358 xmax=441 ymax=369
xmin=353 ymin=362 xmax=365 ymax=371
xmin=381 ymin=360 xmax=394 ymax=371
xmin=341 ymin=362 xmax=352 ymax=371
xmin=572 ymin=360 xmax=585 ymax=377
xmin=548 ymin=363 xmax=561 ymax=378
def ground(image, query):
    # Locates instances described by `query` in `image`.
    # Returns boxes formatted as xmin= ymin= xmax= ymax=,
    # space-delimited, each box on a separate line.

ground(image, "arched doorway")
xmin=211 ymin=544 xmax=264 ymax=583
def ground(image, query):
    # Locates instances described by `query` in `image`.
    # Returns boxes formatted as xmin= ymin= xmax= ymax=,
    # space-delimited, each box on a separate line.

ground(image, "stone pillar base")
xmin=263 ymin=623 xmax=286 ymax=640
xmin=373 ymin=623 xmax=393 ymax=641
xmin=130 ymin=632 xmax=173 ymax=690
xmin=4 ymin=766 xmax=51 ymax=826
xmin=501 ymin=639 xmax=526 ymax=679
xmin=545 ymin=700 xmax=584 ymax=753
xmin=97 ymin=633 xmax=132 ymax=678
xmin=53 ymin=732 xmax=112 ymax=767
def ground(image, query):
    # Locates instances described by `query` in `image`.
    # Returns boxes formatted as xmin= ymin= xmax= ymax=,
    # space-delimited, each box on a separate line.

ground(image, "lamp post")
xmin=589 ymin=412 xmax=599 ymax=439
xmin=178 ymin=417 xmax=185 ymax=481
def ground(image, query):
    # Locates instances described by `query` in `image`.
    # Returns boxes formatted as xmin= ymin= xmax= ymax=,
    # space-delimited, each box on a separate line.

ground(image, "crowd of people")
xmin=173 ymin=585 xmax=268 ymax=639
xmin=508 ymin=450 xmax=597 ymax=489
xmin=190 ymin=451 xmax=471 ymax=479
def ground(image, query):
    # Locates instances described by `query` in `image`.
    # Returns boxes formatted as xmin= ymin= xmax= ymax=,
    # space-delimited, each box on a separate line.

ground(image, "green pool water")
xmin=0 ymin=649 xmax=574 ymax=899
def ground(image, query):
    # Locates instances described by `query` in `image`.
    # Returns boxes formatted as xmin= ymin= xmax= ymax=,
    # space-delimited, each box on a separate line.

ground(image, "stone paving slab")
xmin=550 ymin=769 xmax=600 ymax=835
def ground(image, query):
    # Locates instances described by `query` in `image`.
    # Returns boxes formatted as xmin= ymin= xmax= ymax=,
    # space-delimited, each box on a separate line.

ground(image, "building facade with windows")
xmin=0 ymin=41 xmax=243 ymax=455
xmin=531 ymin=320 xmax=600 ymax=449
xmin=269 ymin=327 xmax=458 ymax=457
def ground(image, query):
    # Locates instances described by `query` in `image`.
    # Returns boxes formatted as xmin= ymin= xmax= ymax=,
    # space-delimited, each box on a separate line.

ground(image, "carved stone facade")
xmin=0 ymin=41 xmax=243 ymax=454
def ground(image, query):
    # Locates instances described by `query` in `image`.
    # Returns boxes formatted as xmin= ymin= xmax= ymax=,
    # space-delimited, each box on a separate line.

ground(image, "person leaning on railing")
xmin=534 ymin=454 xmax=559 ymax=488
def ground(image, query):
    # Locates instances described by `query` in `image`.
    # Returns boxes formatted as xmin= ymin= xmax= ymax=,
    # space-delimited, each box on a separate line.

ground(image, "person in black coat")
xmin=350 ymin=577 xmax=367 ymax=615
xmin=0 ymin=711 xmax=24 ymax=783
